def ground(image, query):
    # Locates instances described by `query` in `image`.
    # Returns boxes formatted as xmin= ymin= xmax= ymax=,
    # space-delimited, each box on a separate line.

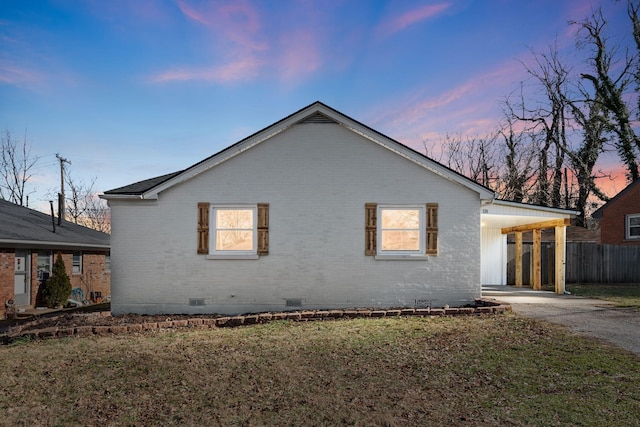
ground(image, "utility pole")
xmin=56 ymin=153 xmax=71 ymax=223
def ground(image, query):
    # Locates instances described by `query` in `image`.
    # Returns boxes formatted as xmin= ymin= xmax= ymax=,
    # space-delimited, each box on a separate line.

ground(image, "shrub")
xmin=40 ymin=253 xmax=72 ymax=308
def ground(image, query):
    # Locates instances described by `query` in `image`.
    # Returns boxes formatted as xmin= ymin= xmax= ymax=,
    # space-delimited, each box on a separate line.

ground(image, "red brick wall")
xmin=38 ymin=251 xmax=111 ymax=305
xmin=0 ymin=249 xmax=15 ymax=312
xmin=70 ymin=251 xmax=111 ymax=302
xmin=600 ymin=183 xmax=640 ymax=245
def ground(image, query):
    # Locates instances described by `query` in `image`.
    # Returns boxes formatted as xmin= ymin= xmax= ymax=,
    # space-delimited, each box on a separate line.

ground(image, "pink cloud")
xmin=150 ymin=57 xmax=262 ymax=83
xmin=277 ymin=30 xmax=322 ymax=81
xmin=376 ymin=65 xmax=505 ymax=131
xmin=366 ymin=58 xmax=533 ymax=153
xmin=0 ymin=62 xmax=45 ymax=87
xmin=378 ymin=3 xmax=451 ymax=37
xmin=175 ymin=0 xmax=267 ymax=51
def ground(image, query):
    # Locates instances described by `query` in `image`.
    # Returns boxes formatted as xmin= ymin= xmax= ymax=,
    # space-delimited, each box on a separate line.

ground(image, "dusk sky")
xmin=1 ymin=0 xmax=635 ymax=211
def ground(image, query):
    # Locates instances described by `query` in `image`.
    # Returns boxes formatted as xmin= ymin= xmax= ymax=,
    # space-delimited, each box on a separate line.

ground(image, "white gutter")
xmin=491 ymin=199 xmax=580 ymax=216
xmin=0 ymin=239 xmax=110 ymax=249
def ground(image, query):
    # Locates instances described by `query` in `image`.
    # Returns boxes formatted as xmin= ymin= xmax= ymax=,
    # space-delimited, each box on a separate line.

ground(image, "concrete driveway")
xmin=482 ymin=285 xmax=640 ymax=356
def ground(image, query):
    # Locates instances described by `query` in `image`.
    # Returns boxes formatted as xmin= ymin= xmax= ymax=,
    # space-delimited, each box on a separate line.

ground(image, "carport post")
xmin=555 ymin=225 xmax=566 ymax=294
xmin=515 ymin=232 xmax=523 ymax=288
xmin=532 ymin=229 xmax=541 ymax=291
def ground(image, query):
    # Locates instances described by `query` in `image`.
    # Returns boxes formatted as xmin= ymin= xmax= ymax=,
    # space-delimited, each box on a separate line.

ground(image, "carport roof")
xmin=481 ymin=200 xmax=579 ymax=230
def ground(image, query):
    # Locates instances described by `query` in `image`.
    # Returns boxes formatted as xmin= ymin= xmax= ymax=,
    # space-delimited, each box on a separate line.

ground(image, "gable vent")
xmin=298 ymin=112 xmax=338 ymax=124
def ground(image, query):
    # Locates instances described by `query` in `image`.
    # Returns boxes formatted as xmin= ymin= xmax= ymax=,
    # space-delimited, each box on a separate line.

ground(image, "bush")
xmin=40 ymin=253 xmax=72 ymax=308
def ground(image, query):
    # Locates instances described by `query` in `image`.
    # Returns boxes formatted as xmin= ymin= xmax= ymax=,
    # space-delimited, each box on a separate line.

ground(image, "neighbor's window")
xmin=378 ymin=206 xmax=425 ymax=254
xmin=72 ymin=251 xmax=83 ymax=274
xmin=211 ymin=206 xmax=257 ymax=254
xmin=627 ymin=214 xmax=640 ymax=240
xmin=37 ymin=251 xmax=52 ymax=280
xmin=105 ymin=253 xmax=111 ymax=273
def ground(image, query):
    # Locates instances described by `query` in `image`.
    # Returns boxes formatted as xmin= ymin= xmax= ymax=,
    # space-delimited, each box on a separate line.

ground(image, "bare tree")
xmin=495 ymin=115 xmax=538 ymax=203
xmin=575 ymin=8 xmax=640 ymax=181
xmin=64 ymin=173 xmax=110 ymax=233
xmin=424 ymin=133 xmax=500 ymax=189
xmin=564 ymin=92 xmax=610 ymax=225
xmin=0 ymin=128 xmax=39 ymax=206
xmin=509 ymin=44 xmax=571 ymax=207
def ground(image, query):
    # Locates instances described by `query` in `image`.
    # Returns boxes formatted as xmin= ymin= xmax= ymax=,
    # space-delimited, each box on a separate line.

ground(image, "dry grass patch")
xmin=567 ymin=283 xmax=640 ymax=308
xmin=1 ymin=314 xmax=639 ymax=426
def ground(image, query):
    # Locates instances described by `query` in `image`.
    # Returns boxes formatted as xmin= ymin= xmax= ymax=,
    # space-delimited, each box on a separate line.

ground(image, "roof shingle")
xmin=0 ymin=199 xmax=110 ymax=249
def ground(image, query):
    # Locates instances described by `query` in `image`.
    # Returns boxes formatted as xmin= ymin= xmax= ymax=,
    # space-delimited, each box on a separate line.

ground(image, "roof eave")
xmin=100 ymin=193 xmax=157 ymax=201
xmin=491 ymin=199 xmax=580 ymax=217
xmin=0 ymin=239 xmax=110 ymax=250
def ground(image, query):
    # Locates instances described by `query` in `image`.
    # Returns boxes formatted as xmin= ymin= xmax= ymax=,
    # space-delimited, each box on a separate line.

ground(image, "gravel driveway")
xmin=483 ymin=285 xmax=640 ymax=356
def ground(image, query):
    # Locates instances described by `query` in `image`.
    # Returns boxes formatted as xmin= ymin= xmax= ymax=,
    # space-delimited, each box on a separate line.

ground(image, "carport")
xmin=481 ymin=200 xmax=579 ymax=294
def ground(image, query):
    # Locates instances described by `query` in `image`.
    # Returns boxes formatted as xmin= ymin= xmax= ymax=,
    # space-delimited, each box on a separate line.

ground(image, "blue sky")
xmin=0 ymin=0 xmax=633 ymax=210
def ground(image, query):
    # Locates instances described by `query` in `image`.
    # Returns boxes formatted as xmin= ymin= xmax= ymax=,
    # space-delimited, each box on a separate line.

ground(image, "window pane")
xmin=630 ymin=226 xmax=640 ymax=237
xmin=216 ymin=230 xmax=254 ymax=251
xmin=381 ymin=230 xmax=420 ymax=251
xmin=381 ymin=209 xmax=420 ymax=229
xmin=630 ymin=216 xmax=640 ymax=226
xmin=37 ymin=252 xmax=51 ymax=273
xmin=216 ymin=209 xmax=253 ymax=229
xmin=73 ymin=252 xmax=82 ymax=274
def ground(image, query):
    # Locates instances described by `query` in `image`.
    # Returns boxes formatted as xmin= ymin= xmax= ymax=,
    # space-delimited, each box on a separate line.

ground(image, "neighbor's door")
xmin=14 ymin=250 xmax=30 ymax=306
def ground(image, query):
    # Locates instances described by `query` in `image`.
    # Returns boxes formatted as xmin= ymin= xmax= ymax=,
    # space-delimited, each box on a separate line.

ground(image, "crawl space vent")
xmin=415 ymin=299 xmax=431 ymax=309
xmin=189 ymin=298 xmax=206 ymax=306
xmin=285 ymin=299 xmax=302 ymax=307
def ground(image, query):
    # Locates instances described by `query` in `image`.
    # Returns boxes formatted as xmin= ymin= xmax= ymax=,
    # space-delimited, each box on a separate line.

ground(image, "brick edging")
xmin=1 ymin=299 xmax=510 ymax=344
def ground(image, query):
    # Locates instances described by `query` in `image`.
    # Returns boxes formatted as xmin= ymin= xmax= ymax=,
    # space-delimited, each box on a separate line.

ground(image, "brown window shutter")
xmin=197 ymin=203 xmax=210 ymax=254
xmin=365 ymin=203 xmax=377 ymax=255
xmin=257 ymin=203 xmax=269 ymax=255
xmin=426 ymin=203 xmax=438 ymax=255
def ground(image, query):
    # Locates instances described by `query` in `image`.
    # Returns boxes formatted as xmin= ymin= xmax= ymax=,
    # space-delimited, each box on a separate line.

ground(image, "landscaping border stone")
xmin=0 ymin=298 xmax=510 ymax=344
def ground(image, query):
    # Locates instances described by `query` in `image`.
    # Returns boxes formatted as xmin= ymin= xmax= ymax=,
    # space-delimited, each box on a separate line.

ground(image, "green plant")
xmin=40 ymin=253 xmax=72 ymax=308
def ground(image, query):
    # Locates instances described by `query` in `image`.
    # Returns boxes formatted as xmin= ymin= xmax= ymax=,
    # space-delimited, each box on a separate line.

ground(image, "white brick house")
xmin=102 ymin=102 xmax=576 ymax=315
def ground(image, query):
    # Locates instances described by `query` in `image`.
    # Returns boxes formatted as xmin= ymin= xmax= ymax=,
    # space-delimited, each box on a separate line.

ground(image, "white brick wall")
xmin=110 ymin=123 xmax=482 ymax=315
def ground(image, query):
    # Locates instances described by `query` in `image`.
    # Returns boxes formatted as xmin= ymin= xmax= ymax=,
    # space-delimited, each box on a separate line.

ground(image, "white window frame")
xmin=376 ymin=205 xmax=426 ymax=258
xmin=208 ymin=204 xmax=258 ymax=259
xmin=37 ymin=251 xmax=52 ymax=280
xmin=72 ymin=251 xmax=83 ymax=274
xmin=626 ymin=213 xmax=640 ymax=240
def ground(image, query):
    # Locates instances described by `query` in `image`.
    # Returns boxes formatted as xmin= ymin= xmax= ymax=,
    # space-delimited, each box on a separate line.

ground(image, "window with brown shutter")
xmin=197 ymin=202 xmax=210 ymax=254
xmin=426 ymin=203 xmax=438 ymax=255
xmin=367 ymin=203 xmax=437 ymax=258
xmin=365 ymin=203 xmax=377 ymax=255
xmin=199 ymin=203 xmax=268 ymax=257
xmin=257 ymin=203 xmax=269 ymax=255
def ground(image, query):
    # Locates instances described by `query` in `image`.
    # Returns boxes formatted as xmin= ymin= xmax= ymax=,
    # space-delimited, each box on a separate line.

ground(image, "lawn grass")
xmin=566 ymin=283 xmax=640 ymax=307
xmin=1 ymin=314 xmax=639 ymax=426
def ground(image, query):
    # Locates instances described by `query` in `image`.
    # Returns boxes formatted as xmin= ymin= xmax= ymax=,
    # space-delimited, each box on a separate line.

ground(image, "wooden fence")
xmin=507 ymin=242 xmax=640 ymax=284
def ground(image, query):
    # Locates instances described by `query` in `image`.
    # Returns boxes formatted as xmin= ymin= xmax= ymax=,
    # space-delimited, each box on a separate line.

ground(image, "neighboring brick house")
xmin=0 ymin=199 xmax=110 ymax=317
xmin=102 ymin=101 xmax=575 ymax=315
xmin=592 ymin=179 xmax=640 ymax=245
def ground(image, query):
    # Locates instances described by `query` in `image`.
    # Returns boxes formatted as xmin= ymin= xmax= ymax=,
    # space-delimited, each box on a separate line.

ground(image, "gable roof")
xmin=102 ymin=101 xmax=497 ymax=200
xmin=592 ymin=179 xmax=640 ymax=219
xmin=0 ymin=199 xmax=110 ymax=250
xmin=104 ymin=170 xmax=183 ymax=196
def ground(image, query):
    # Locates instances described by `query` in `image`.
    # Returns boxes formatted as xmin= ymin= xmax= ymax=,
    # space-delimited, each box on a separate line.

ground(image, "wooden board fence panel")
xmin=508 ymin=242 xmax=640 ymax=284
